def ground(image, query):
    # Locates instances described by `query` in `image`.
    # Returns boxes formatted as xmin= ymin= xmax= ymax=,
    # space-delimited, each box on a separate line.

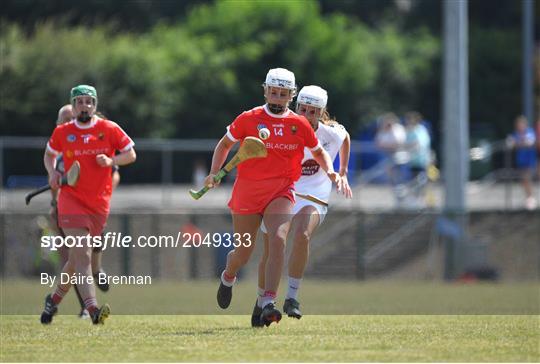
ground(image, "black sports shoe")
xmin=217 ymin=282 xmax=232 ymax=309
xmin=93 ymin=269 xmax=110 ymax=292
xmin=91 ymin=303 xmax=110 ymax=325
xmin=251 ymin=299 xmax=263 ymax=327
xmin=260 ymin=302 xmax=282 ymax=327
xmin=217 ymin=281 xmax=232 ymax=309
xmin=283 ymin=298 xmax=302 ymax=319
xmin=40 ymin=294 xmax=58 ymax=324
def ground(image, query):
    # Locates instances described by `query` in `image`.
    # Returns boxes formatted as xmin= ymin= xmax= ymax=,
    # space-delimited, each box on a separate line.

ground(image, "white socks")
xmin=220 ymin=271 xmax=236 ymax=287
xmin=255 ymin=276 xmax=302 ymax=308
xmin=286 ymin=276 xmax=302 ymax=300
xmin=256 ymin=287 xmax=265 ymax=308
xmin=259 ymin=291 xmax=276 ymax=309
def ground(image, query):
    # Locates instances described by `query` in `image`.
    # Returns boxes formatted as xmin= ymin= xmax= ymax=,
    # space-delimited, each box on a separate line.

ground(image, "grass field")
xmin=1 ymin=280 xmax=539 ymax=362
xmin=2 ymin=315 xmax=538 ymax=362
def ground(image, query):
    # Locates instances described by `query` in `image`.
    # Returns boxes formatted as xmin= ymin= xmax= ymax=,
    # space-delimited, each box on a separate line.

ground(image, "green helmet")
xmin=70 ymin=85 xmax=97 ymax=103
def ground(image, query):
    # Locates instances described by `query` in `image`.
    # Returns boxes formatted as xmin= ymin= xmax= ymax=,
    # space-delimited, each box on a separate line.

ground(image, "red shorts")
xmin=57 ymin=191 xmax=108 ymax=236
xmin=228 ymin=177 xmax=295 ymax=215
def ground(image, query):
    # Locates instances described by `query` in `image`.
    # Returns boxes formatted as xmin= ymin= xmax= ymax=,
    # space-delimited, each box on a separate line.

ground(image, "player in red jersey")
xmin=50 ymin=104 xmax=121 ymax=319
xmin=40 ymin=85 xmax=136 ymax=325
xmin=206 ymin=68 xmax=343 ymax=326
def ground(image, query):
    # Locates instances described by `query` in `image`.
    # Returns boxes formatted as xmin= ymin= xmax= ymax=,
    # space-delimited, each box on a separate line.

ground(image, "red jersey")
xmin=227 ymin=105 xmax=320 ymax=181
xmin=47 ymin=118 xmax=134 ymax=213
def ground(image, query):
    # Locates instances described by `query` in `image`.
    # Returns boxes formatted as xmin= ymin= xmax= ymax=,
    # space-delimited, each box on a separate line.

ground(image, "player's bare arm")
xmin=338 ymin=131 xmax=353 ymax=198
xmin=96 ymin=148 xmax=136 ymax=167
xmin=44 ymin=150 xmax=61 ymax=190
xmin=311 ymin=147 xmax=343 ymax=192
xmin=112 ymin=170 xmax=121 ymax=190
xmin=205 ymin=135 xmax=236 ymax=188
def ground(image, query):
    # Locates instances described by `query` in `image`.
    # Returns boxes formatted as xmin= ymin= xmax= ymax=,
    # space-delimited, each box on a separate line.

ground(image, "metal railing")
xmin=1 ymin=136 xmax=536 ymax=211
xmin=0 ymin=136 xmax=374 ymax=187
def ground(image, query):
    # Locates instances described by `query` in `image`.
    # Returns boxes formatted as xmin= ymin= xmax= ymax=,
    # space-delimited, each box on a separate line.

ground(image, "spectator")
xmin=375 ymin=112 xmax=408 ymax=206
xmin=506 ymin=115 xmax=537 ymax=210
xmin=404 ymin=111 xmax=431 ymax=207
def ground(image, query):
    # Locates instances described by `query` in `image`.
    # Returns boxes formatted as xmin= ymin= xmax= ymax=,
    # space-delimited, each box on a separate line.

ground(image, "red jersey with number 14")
xmin=227 ymin=105 xmax=320 ymax=181
xmin=47 ymin=118 xmax=134 ymax=213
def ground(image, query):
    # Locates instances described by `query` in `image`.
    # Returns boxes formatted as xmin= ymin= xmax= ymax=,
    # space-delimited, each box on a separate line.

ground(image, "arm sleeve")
xmin=111 ymin=122 xmax=135 ymax=152
xmin=47 ymin=127 xmax=62 ymax=155
xmin=226 ymin=113 xmax=247 ymax=142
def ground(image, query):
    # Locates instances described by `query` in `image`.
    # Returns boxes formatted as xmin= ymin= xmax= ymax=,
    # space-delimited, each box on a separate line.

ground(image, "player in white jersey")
xmin=252 ymin=85 xmax=353 ymax=326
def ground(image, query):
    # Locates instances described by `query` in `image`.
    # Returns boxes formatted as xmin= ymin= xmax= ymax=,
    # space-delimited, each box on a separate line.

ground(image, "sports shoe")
xmin=40 ymin=294 xmax=58 ymax=324
xmin=260 ymin=302 xmax=282 ymax=327
xmin=93 ymin=269 xmax=110 ymax=292
xmin=217 ymin=282 xmax=232 ymax=309
xmin=91 ymin=304 xmax=110 ymax=325
xmin=251 ymin=299 xmax=263 ymax=327
xmin=283 ymin=298 xmax=302 ymax=319
xmin=79 ymin=309 xmax=90 ymax=319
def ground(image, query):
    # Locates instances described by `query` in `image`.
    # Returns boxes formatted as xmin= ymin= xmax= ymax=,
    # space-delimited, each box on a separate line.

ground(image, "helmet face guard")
xmin=266 ymin=102 xmax=286 ymax=114
xmin=262 ymin=68 xmax=296 ymax=114
xmin=70 ymin=85 xmax=98 ymax=122
xmin=295 ymin=103 xmax=324 ymax=125
xmin=263 ymin=85 xmax=296 ymax=114
xmin=295 ymin=85 xmax=328 ymax=124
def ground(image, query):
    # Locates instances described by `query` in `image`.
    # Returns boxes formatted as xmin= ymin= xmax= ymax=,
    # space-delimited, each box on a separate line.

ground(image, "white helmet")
xmin=263 ymin=68 xmax=296 ymax=92
xmin=297 ymin=85 xmax=328 ymax=109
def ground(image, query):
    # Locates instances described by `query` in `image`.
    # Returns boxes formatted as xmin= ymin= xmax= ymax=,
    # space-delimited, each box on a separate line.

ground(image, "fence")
xmin=1 ymin=210 xmax=538 ymax=281
xmin=0 ymin=135 xmax=532 ymax=199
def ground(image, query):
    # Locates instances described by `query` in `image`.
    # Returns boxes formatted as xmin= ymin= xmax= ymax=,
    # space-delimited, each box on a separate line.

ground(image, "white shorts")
xmin=260 ymin=197 xmax=327 ymax=234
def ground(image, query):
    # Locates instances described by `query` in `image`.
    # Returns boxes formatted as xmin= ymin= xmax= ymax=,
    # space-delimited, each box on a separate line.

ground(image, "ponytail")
xmin=321 ymin=109 xmax=339 ymax=126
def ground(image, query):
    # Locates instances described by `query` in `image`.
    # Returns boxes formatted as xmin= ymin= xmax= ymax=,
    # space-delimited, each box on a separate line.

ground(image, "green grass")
xmin=1 ymin=280 xmax=539 ymax=362
xmin=1 ymin=315 xmax=538 ymax=362
xmin=1 ymin=279 xmax=538 ymax=315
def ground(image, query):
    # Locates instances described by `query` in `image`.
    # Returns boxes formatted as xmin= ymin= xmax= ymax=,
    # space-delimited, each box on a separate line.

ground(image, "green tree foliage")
xmin=2 ymin=0 xmax=208 ymax=32
xmin=0 ymin=23 xmax=175 ymax=137
xmin=469 ymin=27 xmax=522 ymax=136
xmin=151 ymin=0 xmax=438 ymax=134
xmin=1 ymin=23 xmax=104 ymax=136
xmin=1 ymin=0 xmax=439 ymax=138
